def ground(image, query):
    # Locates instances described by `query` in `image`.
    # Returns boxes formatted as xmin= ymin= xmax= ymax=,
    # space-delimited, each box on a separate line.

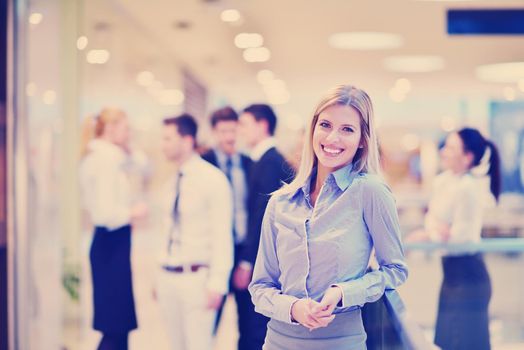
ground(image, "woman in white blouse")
xmin=80 ymin=108 xmax=147 ymax=350
xmin=410 ymin=127 xmax=501 ymax=350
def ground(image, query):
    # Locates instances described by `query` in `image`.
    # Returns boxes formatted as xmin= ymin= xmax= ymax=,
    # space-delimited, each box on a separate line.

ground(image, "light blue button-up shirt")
xmin=249 ymin=163 xmax=408 ymax=324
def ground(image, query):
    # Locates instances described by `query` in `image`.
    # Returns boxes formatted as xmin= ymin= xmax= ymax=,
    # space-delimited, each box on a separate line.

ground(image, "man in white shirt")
xmin=157 ymin=114 xmax=234 ymax=350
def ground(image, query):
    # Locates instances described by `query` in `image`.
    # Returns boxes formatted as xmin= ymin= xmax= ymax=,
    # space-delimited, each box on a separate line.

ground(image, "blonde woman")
xmin=248 ymin=85 xmax=408 ymax=350
xmin=80 ymin=108 xmax=147 ymax=350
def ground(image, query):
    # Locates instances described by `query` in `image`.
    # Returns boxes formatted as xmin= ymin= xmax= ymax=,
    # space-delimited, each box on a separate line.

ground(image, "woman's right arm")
xmin=248 ymin=197 xmax=299 ymax=324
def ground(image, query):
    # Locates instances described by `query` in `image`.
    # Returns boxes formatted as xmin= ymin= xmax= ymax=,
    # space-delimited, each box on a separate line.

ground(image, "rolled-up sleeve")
xmin=248 ymin=197 xmax=299 ymax=324
xmin=334 ymin=180 xmax=408 ymax=308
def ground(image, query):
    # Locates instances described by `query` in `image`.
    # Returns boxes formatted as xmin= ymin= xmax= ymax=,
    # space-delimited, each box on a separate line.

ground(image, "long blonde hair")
xmin=81 ymin=107 xmax=126 ymax=156
xmin=275 ymin=84 xmax=381 ymax=196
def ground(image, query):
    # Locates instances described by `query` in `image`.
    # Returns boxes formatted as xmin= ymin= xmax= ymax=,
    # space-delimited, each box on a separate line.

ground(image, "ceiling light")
xmin=86 ymin=49 xmax=110 ymax=64
xmin=42 ymin=90 xmax=56 ymax=105
xmin=476 ymin=62 xmax=524 ymax=83
xmin=328 ymin=32 xmax=404 ymax=50
xmin=257 ymin=69 xmax=275 ymax=84
xmin=29 ymin=13 xmax=43 ymax=25
xmin=77 ymin=36 xmax=88 ymax=50
xmin=235 ymin=33 xmax=264 ymax=49
xmin=503 ymin=87 xmax=516 ymax=101
xmin=136 ymin=71 xmax=155 ymax=86
xmin=384 ymin=55 xmax=445 ymax=73
xmin=243 ymin=47 xmax=271 ymax=63
xmin=395 ymin=78 xmax=411 ymax=93
xmin=221 ymin=9 xmax=241 ymax=23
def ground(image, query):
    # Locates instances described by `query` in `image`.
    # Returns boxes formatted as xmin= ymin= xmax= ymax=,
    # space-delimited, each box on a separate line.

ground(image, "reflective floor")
xmin=33 ymin=228 xmax=522 ymax=350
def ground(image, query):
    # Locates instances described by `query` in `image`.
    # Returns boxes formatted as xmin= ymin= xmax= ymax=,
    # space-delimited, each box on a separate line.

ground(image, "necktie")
xmin=224 ymin=156 xmax=238 ymax=242
xmin=225 ymin=156 xmax=233 ymax=183
xmin=168 ymin=172 xmax=183 ymax=255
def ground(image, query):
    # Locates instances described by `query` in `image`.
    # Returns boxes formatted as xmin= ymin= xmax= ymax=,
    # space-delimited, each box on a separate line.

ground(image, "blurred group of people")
xmin=79 ymin=84 xmax=501 ymax=350
xmin=80 ymin=103 xmax=292 ymax=350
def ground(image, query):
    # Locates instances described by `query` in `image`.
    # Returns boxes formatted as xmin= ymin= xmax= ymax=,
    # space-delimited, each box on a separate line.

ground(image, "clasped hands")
xmin=290 ymin=286 xmax=342 ymax=331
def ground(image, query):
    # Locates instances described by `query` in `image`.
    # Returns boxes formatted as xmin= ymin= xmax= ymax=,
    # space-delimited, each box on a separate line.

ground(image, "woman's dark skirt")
xmin=434 ymin=253 xmax=491 ymax=350
xmin=90 ymin=225 xmax=137 ymax=333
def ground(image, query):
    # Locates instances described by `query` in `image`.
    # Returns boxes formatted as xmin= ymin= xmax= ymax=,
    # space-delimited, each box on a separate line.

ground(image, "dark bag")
xmin=362 ymin=294 xmax=405 ymax=350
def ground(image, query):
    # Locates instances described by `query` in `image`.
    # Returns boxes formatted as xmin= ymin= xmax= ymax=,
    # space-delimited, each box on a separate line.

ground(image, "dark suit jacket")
xmin=201 ymin=149 xmax=252 ymax=262
xmin=201 ymin=149 xmax=252 ymax=178
xmin=241 ymin=147 xmax=293 ymax=265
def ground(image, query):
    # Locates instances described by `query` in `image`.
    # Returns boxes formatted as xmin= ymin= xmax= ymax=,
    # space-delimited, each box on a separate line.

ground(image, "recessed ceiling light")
xmin=29 ymin=13 xmax=43 ymax=25
xmin=77 ymin=36 xmax=88 ymax=50
xmin=384 ymin=55 xmax=445 ymax=73
xmin=86 ymin=49 xmax=110 ymax=64
xmin=243 ymin=47 xmax=271 ymax=63
xmin=235 ymin=33 xmax=264 ymax=49
xmin=328 ymin=32 xmax=404 ymax=50
xmin=221 ymin=9 xmax=241 ymax=23
xmin=476 ymin=62 xmax=524 ymax=83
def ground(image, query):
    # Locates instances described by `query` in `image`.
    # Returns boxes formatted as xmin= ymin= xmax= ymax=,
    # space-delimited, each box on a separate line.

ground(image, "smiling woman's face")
xmin=312 ymin=104 xmax=362 ymax=173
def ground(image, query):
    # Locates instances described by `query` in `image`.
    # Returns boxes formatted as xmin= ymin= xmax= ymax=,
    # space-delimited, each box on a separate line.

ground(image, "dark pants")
xmin=97 ymin=332 xmax=128 ymax=350
xmin=214 ymin=243 xmax=269 ymax=350
xmin=235 ymin=287 xmax=269 ymax=350
xmin=434 ymin=254 xmax=492 ymax=350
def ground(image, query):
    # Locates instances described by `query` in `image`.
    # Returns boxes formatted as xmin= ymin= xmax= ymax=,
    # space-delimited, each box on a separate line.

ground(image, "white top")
xmin=250 ymin=137 xmax=276 ymax=161
xmin=80 ymin=139 xmax=133 ymax=230
xmin=160 ymin=154 xmax=234 ymax=294
xmin=424 ymin=170 xmax=495 ymax=254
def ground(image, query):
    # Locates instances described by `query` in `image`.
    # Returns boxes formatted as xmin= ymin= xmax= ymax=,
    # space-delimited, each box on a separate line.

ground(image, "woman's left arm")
xmin=333 ymin=180 xmax=408 ymax=308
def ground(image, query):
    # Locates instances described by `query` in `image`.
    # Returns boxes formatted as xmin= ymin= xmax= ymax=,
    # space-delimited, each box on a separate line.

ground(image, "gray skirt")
xmin=263 ymin=309 xmax=367 ymax=350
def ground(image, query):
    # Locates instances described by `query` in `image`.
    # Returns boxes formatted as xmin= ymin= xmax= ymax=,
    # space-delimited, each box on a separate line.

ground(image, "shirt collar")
xmin=214 ymin=148 xmax=238 ymax=167
xmin=178 ymin=152 xmax=200 ymax=174
xmin=250 ymin=137 xmax=276 ymax=162
xmin=295 ymin=162 xmax=355 ymax=198
xmin=331 ymin=162 xmax=354 ymax=191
